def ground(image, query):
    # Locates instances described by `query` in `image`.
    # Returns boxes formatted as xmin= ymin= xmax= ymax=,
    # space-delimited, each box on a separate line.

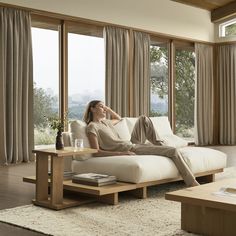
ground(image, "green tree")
xmin=175 ymin=49 xmax=195 ymax=136
xmin=33 ymin=83 xmax=57 ymax=128
xmin=150 ymin=46 xmax=168 ymax=99
xmin=225 ymin=23 xmax=236 ymax=36
xmin=150 ymin=46 xmax=195 ymax=137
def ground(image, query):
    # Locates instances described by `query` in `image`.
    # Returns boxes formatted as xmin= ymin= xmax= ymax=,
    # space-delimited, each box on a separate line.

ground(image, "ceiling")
xmin=171 ymin=0 xmax=235 ymax=11
xmin=171 ymin=0 xmax=236 ymax=21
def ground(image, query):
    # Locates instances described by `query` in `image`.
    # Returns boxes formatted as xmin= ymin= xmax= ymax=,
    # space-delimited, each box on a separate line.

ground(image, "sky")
xmin=32 ymin=28 xmax=105 ymax=97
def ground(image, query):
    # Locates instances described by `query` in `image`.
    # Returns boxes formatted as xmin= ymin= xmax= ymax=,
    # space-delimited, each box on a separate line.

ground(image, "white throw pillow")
xmin=150 ymin=116 xmax=188 ymax=148
xmin=114 ymin=119 xmax=131 ymax=141
xmin=125 ymin=117 xmax=138 ymax=134
xmin=69 ymin=120 xmax=92 ymax=160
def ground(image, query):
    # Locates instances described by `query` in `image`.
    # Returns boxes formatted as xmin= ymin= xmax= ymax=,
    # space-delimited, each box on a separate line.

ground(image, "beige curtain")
xmin=132 ymin=31 xmax=150 ymax=116
xmin=104 ymin=26 xmax=130 ymax=117
xmin=0 ymin=8 xmax=34 ymax=165
xmin=194 ymin=43 xmax=214 ymax=145
xmin=217 ymin=44 xmax=236 ymax=144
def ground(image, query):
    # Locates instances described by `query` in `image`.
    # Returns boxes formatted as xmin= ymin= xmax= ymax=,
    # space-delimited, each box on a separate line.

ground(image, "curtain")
xmin=132 ymin=31 xmax=150 ymax=116
xmin=0 ymin=7 xmax=34 ymax=165
xmin=194 ymin=43 xmax=214 ymax=145
xmin=104 ymin=26 xmax=130 ymax=117
xmin=217 ymin=44 xmax=236 ymax=144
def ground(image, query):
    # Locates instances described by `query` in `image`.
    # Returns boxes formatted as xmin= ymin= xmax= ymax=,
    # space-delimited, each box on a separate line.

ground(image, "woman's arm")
xmin=104 ymin=106 xmax=121 ymax=125
xmin=87 ymin=133 xmax=135 ymax=157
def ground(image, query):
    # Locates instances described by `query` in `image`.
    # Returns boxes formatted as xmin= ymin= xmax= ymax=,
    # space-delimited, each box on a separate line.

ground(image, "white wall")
xmin=0 ymin=0 xmax=214 ymax=42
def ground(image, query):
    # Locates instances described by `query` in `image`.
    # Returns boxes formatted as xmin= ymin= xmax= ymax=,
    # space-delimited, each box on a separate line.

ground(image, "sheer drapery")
xmin=132 ymin=31 xmax=150 ymax=116
xmin=194 ymin=43 xmax=214 ymax=145
xmin=104 ymin=26 xmax=130 ymax=117
xmin=217 ymin=44 xmax=236 ymax=144
xmin=0 ymin=7 xmax=34 ymax=165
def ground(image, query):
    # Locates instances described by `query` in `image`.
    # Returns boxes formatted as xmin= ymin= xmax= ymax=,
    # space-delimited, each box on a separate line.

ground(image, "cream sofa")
xmin=62 ymin=117 xmax=227 ymax=185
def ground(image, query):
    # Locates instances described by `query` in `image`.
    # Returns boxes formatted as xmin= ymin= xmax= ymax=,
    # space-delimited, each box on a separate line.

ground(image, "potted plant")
xmin=46 ymin=114 xmax=67 ymax=150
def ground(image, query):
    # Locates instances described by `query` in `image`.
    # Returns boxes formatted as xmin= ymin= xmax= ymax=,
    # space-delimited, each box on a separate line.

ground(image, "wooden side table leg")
xmin=98 ymin=193 xmax=119 ymax=205
xmin=50 ymin=156 xmax=64 ymax=206
xmin=36 ymin=153 xmax=49 ymax=202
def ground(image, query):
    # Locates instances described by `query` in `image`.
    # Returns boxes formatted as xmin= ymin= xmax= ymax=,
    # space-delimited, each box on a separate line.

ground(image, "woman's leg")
xmin=132 ymin=144 xmax=199 ymax=187
xmin=130 ymin=115 xmax=163 ymax=145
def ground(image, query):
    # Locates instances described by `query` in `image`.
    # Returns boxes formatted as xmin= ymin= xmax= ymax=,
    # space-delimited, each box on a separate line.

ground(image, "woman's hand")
xmin=104 ymin=105 xmax=121 ymax=123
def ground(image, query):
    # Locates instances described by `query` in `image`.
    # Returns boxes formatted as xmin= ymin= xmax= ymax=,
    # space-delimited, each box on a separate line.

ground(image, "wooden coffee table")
xmin=165 ymin=178 xmax=236 ymax=236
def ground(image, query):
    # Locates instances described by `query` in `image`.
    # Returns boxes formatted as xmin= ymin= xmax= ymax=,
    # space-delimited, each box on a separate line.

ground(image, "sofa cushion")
xmin=179 ymin=147 xmax=227 ymax=174
xmin=150 ymin=117 xmax=188 ymax=148
xmin=114 ymin=118 xmax=131 ymax=141
xmin=70 ymin=120 xmax=91 ymax=160
xmin=72 ymin=155 xmax=179 ymax=183
xmin=72 ymin=147 xmax=227 ymax=183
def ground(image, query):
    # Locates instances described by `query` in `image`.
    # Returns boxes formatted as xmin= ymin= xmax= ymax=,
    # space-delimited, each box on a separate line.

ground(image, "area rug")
xmin=0 ymin=168 xmax=235 ymax=236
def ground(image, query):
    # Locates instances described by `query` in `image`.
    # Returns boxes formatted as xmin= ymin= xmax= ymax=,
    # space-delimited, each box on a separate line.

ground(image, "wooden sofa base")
xmin=23 ymin=168 xmax=223 ymax=206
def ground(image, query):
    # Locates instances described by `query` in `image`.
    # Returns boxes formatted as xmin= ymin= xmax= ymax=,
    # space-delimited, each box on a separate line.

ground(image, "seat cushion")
xmin=72 ymin=147 xmax=227 ymax=183
xmin=72 ymin=155 xmax=179 ymax=183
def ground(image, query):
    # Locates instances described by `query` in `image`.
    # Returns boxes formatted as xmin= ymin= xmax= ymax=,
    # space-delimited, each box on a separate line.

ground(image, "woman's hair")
xmin=83 ymin=100 xmax=102 ymax=124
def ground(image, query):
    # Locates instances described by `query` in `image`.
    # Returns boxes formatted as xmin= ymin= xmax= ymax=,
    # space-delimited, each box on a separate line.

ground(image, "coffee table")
xmin=165 ymin=178 xmax=236 ymax=236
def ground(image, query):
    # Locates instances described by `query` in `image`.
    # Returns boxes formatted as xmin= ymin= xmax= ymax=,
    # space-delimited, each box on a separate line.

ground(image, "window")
xmin=67 ymin=23 xmax=105 ymax=120
xmin=175 ymin=47 xmax=195 ymax=140
xmin=32 ymin=27 xmax=59 ymax=147
xmin=219 ymin=18 xmax=236 ymax=37
xmin=149 ymin=40 xmax=195 ymax=141
xmin=150 ymin=43 xmax=169 ymax=117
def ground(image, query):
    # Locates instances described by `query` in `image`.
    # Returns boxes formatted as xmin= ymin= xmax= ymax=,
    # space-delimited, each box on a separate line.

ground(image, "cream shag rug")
xmin=0 ymin=168 xmax=235 ymax=236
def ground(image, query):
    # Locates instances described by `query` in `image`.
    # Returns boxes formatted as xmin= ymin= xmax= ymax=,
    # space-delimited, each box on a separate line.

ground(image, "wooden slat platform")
xmin=23 ymin=168 xmax=223 ymax=206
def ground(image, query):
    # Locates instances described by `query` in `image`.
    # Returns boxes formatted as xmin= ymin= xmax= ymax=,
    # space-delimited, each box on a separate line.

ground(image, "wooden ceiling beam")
xmin=211 ymin=1 xmax=236 ymax=22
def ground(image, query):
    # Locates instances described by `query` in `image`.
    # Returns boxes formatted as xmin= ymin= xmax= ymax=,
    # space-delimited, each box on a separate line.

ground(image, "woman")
xmin=83 ymin=100 xmax=199 ymax=187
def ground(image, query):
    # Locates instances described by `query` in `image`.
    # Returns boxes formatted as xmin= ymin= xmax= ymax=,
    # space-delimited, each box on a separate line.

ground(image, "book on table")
xmin=48 ymin=171 xmax=75 ymax=180
xmin=72 ymin=173 xmax=117 ymax=186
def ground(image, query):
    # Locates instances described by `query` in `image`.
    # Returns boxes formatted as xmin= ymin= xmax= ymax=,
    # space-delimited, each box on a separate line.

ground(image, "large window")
xmin=150 ymin=43 xmax=169 ymax=117
xmin=68 ymin=33 xmax=105 ymax=120
xmin=219 ymin=18 xmax=236 ymax=37
xmin=32 ymin=27 xmax=59 ymax=147
xmin=149 ymin=41 xmax=195 ymax=140
xmin=175 ymin=47 xmax=195 ymax=140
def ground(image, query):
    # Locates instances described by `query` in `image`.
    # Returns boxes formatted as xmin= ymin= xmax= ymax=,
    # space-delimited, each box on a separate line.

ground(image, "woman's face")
xmin=92 ymin=102 xmax=106 ymax=118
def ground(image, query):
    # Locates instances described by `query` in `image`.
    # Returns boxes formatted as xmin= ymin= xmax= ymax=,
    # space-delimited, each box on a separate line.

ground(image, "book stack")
xmin=48 ymin=171 xmax=75 ymax=180
xmin=72 ymin=173 xmax=117 ymax=186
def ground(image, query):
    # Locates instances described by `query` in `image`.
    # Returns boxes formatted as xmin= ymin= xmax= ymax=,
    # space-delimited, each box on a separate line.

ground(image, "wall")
xmin=0 ymin=0 xmax=214 ymax=42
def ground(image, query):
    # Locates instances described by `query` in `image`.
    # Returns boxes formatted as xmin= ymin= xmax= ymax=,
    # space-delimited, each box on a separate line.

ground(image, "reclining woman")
xmin=83 ymin=100 xmax=199 ymax=187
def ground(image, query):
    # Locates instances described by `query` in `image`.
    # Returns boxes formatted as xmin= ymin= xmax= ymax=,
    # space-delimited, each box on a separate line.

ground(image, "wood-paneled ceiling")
xmin=171 ymin=0 xmax=236 ymax=21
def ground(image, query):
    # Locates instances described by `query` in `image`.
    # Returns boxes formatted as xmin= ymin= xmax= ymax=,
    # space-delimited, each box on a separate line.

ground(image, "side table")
xmin=32 ymin=147 xmax=97 ymax=210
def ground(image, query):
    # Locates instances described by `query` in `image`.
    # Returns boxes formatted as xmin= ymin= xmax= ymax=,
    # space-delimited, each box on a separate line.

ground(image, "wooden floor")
xmin=0 ymin=162 xmax=44 ymax=236
xmin=0 ymin=146 xmax=235 ymax=236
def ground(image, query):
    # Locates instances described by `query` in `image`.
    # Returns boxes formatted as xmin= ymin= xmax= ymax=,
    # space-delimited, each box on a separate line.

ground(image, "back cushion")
xmin=150 ymin=117 xmax=173 ymax=136
xmin=150 ymin=116 xmax=188 ymax=148
xmin=70 ymin=120 xmax=91 ymax=160
xmin=125 ymin=117 xmax=138 ymax=134
xmin=113 ymin=118 xmax=131 ymax=141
